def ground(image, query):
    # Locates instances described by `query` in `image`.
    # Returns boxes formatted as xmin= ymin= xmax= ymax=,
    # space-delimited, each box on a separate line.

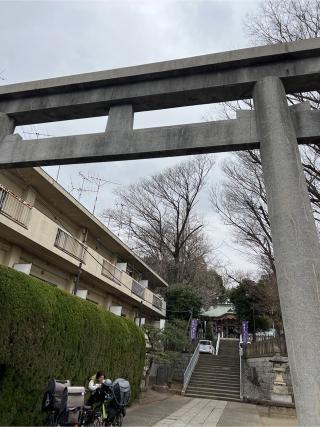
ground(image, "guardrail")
xmin=182 ymin=342 xmax=200 ymax=393
xmin=215 ymin=332 xmax=221 ymax=355
xmin=54 ymin=228 xmax=85 ymax=261
xmin=0 ymin=186 xmax=32 ymax=227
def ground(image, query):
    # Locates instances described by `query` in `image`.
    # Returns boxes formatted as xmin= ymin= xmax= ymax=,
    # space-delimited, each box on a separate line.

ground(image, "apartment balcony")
xmin=101 ymin=258 xmax=165 ymax=311
xmin=0 ymin=187 xmax=32 ymax=227
xmin=54 ymin=228 xmax=85 ymax=261
xmin=0 ymin=193 xmax=166 ymax=317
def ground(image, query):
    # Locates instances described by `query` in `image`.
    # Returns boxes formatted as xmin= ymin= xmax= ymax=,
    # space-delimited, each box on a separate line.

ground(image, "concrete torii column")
xmin=253 ymin=76 xmax=320 ymax=425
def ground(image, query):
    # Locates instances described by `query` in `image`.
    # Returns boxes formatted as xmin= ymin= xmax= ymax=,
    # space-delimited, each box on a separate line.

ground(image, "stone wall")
xmin=241 ymin=356 xmax=293 ymax=402
xmin=153 ymin=353 xmax=192 ymax=385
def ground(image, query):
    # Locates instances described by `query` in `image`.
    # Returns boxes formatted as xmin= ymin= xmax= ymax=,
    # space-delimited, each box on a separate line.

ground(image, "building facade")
xmin=0 ymin=167 xmax=167 ymax=324
xmin=200 ymin=304 xmax=239 ymax=338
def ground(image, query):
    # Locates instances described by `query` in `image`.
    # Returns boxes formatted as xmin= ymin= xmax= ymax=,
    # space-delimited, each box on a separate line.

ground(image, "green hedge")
xmin=0 ymin=266 xmax=145 ymax=426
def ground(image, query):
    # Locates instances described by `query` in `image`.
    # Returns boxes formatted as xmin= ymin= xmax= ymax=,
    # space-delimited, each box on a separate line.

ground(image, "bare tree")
xmin=210 ymin=151 xmax=274 ymax=273
xmin=211 ymin=0 xmax=320 ymax=274
xmin=102 ymin=156 xmax=214 ymax=284
xmin=252 ymin=274 xmax=284 ymax=336
xmin=245 ymin=0 xmax=320 ymax=109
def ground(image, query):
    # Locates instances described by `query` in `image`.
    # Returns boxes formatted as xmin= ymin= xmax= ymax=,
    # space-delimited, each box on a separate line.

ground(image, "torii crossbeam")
xmin=1 ymin=38 xmax=320 ymax=424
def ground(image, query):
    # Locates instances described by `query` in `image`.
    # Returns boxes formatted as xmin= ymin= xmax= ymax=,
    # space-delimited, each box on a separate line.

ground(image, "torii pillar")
xmin=253 ymin=76 xmax=320 ymax=424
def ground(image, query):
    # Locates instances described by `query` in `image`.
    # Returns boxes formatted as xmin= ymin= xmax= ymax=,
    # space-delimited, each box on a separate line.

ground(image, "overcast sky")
xmin=0 ymin=0 xmax=261 ymax=276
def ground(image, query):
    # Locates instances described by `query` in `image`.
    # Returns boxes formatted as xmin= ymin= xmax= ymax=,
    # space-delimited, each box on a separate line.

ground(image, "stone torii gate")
xmin=1 ymin=38 xmax=320 ymax=424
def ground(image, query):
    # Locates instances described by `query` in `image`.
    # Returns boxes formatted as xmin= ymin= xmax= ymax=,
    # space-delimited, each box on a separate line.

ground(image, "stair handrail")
xmin=215 ymin=332 xmax=221 ymax=355
xmin=239 ymin=334 xmax=243 ymax=400
xmin=182 ymin=342 xmax=200 ymax=393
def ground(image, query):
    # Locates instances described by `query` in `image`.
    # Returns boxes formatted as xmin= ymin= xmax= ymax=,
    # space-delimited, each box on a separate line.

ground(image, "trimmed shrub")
xmin=0 ymin=266 xmax=145 ymax=426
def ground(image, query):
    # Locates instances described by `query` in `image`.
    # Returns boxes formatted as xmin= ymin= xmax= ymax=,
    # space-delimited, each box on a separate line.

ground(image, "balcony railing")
xmin=0 ymin=186 xmax=32 ymax=227
xmin=54 ymin=228 xmax=85 ymax=261
xmin=102 ymin=258 xmax=166 ymax=310
xmin=102 ymin=258 xmax=126 ymax=284
xmin=132 ymin=279 xmax=145 ymax=299
xmin=152 ymin=294 xmax=163 ymax=310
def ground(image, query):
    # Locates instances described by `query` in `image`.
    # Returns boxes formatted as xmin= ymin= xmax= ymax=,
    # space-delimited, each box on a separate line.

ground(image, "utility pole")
xmin=73 ymin=227 xmax=88 ymax=295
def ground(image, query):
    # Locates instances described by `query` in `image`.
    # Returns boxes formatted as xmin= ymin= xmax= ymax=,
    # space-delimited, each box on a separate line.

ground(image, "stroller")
xmin=42 ymin=379 xmax=71 ymax=425
xmin=105 ymin=378 xmax=131 ymax=426
xmin=42 ymin=378 xmax=130 ymax=426
xmin=42 ymin=379 xmax=85 ymax=426
xmin=88 ymin=378 xmax=131 ymax=426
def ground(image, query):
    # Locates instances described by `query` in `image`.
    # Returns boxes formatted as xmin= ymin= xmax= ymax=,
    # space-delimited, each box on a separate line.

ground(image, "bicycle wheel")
xmin=46 ymin=412 xmax=56 ymax=426
xmin=92 ymin=415 xmax=104 ymax=427
xmin=115 ymin=413 xmax=123 ymax=427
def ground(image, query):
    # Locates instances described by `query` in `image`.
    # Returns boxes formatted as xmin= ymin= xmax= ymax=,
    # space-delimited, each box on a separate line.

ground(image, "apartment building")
xmin=0 ymin=167 xmax=167 ymax=324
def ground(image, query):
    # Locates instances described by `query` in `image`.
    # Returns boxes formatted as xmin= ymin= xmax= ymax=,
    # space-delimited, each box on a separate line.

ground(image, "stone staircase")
xmin=185 ymin=338 xmax=240 ymax=401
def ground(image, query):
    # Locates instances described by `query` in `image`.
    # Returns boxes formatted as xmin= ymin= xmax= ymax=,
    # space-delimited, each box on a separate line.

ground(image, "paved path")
xmin=125 ymin=395 xmax=298 ymax=427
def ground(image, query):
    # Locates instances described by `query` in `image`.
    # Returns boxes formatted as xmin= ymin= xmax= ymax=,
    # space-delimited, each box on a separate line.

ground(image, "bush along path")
xmin=0 ymin=265 xmax=145 ymax=426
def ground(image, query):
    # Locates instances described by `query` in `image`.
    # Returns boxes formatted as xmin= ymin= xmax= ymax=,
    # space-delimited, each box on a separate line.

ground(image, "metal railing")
xmin=215 ymin=332 xmax=221 ymax=355
xmin=54 ymin=228 xmax=85 ymax=261
xmin=182 ymin=342 xmax=200 ymax=393
xmin=239 ymin=334 xmax=243 ymax=400
xmin=102 ymin=258 xmax=166 ymax=307
xmin=152 ymin=294 xmax=162 ymax=310
xmin=102 ymin=258 xmax=125 ymax=284
xmin=0 ymin=187 xmax=32 ymax=227
xmin=131 ymin=279 xmax=145 ymax=299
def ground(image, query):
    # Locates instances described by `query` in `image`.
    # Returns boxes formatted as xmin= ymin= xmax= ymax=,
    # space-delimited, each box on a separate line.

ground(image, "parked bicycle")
xmin=42 ymin=378 xmax=130 ymax=426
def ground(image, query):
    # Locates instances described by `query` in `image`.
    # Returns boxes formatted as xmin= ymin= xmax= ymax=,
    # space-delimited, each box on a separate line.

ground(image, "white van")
xmin=199 ymin=340 xmax=214 ymax=354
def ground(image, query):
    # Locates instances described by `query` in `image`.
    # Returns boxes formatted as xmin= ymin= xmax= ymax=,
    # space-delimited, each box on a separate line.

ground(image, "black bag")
xmin=42 ymin=379 xmax=71 ymax=412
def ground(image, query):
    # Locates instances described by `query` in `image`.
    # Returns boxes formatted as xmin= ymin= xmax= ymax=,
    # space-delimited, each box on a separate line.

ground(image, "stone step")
xmin=189 ymin=378 xmax=240 ymax=386
xmin=184 ymin=391 xmax=241 ymax=402
xmin=191 ymin=376 xmax=239 ymax=383
xmin=192 ymin=373 xmax=239 ymax=379
xmin=196 ymin=367 xmax=239 ymax=370
xmin=192 ymin=370 xmax=240 ymax=376
xmin=196 ymin=362 xmax=239 ymax=366
xmin=190 ymin=376 xmax=240 ymax=382
xmin=190 ymin=375 xmax=240 ymax=382
xmin=188 ymin=386 xmax=240 ymax=394
xmin=197 ymin=366 xmax=239 ymax=370
xmin=193 ymin=370 xmax=239 ymax=376
xmin=187 ymin=385 xmax=240 ymax=395
xmin=191 ymin=374 xmax=239 ymax=380
xmin=197 ymin=362 xmax=239 ymax=365
xmin=196 ymin=365 xmax=240 ymax=372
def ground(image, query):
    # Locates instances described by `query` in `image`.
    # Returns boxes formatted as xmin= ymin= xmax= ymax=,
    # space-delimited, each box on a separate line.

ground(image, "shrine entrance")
xmin=200 ymin=304 xmax=239 ymax=338
xmin=1 ymin=38 xmax=320 ymax=424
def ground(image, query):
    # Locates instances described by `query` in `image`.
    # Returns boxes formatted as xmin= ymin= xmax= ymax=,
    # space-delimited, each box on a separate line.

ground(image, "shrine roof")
xmin=200 ymin=304 xmax=236 ymax=318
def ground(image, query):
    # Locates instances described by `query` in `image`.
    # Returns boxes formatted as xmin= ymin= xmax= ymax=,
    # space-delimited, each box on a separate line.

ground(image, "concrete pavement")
xmin=125 ymin=394 xmax=298 ymax=427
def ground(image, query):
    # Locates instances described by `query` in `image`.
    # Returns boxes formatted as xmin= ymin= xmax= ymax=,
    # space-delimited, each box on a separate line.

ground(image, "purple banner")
xmin=190 ymin=319 xmax=198 ymax=341
xmin=242 ymin=321 xmax=249 ymax=345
